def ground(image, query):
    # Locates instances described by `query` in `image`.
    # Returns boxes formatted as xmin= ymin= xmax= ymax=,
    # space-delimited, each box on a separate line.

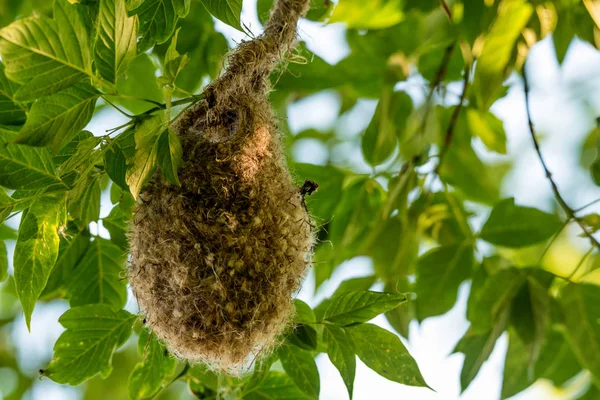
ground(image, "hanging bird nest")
xmin=128 ymin=0 xmax=314 ymax=373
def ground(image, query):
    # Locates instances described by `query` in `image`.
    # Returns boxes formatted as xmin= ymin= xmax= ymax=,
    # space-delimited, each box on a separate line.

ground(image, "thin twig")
xmin=435 ymin=63 xmax=471 ymax=174
xmin=440 ymin=0 xmax=453 ymax=19
xmin=538 ymin=221 xmax=570 ymax=264
xmin=574 ymin=197 xmax=600 ymax=214
xmin=523 ymin=65 xmax=600 ymax=249
xmin=137 ymin=94 xmax=205 ymax=118
xmin=101 ymin=95 xmax=134 ymax=118
xmin=428 ymin=44 xmax=455 ymax=102
xmin=568 ymin=247 xmax=594 ymax=280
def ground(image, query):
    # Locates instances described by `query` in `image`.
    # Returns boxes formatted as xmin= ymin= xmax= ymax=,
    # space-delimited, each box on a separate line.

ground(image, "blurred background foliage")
xmin=1 ymin=0 xmax=600 ymax=399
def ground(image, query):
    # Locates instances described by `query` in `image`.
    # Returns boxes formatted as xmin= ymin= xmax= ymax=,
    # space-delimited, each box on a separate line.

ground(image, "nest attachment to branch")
xmin=128 ymin=0 xmax=314 ymax=372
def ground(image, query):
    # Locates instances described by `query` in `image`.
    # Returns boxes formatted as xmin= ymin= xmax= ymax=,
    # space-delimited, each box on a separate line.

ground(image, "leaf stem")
xmin=523 ymin=64 xmax=600 ymax=249
xmin=101 ymin=95 xmax=134 ymax=119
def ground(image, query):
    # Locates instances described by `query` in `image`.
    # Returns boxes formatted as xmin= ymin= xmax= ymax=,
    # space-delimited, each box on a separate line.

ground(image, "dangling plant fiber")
xmin=128 ymin=0 xmax=313 ymax=372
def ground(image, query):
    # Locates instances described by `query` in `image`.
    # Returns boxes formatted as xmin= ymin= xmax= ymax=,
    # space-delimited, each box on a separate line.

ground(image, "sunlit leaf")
xmin=466 ymin=109 xmax=507 ymax=154
xmin=0 ymin=127 xmax=63 ymax=190
xmin=13 ymin=193 xmax=66 ymax=329
xmin=126 ymin=115 xmax=168 ymax=198
xmin=95 ymin=0 xmax=138 ymax=84
xmin=330 ymin=0 xmax=403 ymax=29
xmin=16 ymin=83 xmax=100 ymax=152
xmin=44 ymin=304 xmax=136 ymax=385
xmin=0 ymin=0 xmax=93 ymax=101
xmin=473 ymin=0 xmax=533 ymax=111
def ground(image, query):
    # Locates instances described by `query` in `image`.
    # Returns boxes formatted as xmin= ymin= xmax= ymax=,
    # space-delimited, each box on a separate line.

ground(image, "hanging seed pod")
xmin=128 ymin=0 xmax=313 ymax=372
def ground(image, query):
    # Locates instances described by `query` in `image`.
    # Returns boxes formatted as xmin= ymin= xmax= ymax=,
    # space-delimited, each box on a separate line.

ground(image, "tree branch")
xmin=523 ymin=66 xmax=600 ymax=249
xmin=435 ymin=63 xmax=471 ymax=174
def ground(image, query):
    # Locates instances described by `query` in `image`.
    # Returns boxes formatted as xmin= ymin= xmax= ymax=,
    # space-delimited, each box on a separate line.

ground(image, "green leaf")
xmin=157 ymin=128 xmax=182 ymax=186
xmin=534 ymin=328 xmax=581 ymax=387
xmin=292 ymin=163 xmax=345 ymax=222
xmin=158 ymin=28 xmax=189 ymax=87
xmin=501 ymin=329 xmax=532 ymax=399
xmin=473 ymin=0 xmax=533 ymax=111
xmin=361 ymin=90 xmax=411 ymax=166
xmin=16 ymin=83 xmax=100 ymax=152
xmin=322 ymin=290 xmax=407 ymax=326
xmin=415 ymin=243 xmax=474 ymax=320
xmin=200 ymin=0 xmax=243 ymax=31
xmin=292 ymin=301 xmax=314 ymax=326
xmin=0 ymin=240 xmax=7 ymax=282
xmin=553 ymin=9 xmax=575 ymax=64
xmin=53 ymin=130 xmax=96 ymax=169
xmin=346 ymin=323 xmax=428 ymax=388
xmin=13 ymin=193 xmax=66 ymax=329
xmin=438 ymin=109 xmax=500 ymax=204
xmin=0 ymin=127 xmax=63 ymax=190
xmin=0 ymin=0 xmax=94 ymax=101
xmin=466 ymin=109 xmax=507 ymax=154
xmin=454 ymin=310 xmax=510 ymax=393
xmin=287 ymin=324 xmax=318 ymax=351
xmin=329 ymin=0 xmax=403 ymax=29
xmin=44 ymin=304 xmax=136 ymax=385
xmin=68 ymin=174 xmax=102 ymax=226
xmin=0 ymin=62 xmax=26 ymax=125
xmin=560 ymin=283 xmax=600 ymax=381
xmin=103 ymin=204 xmax=130 ymax=250
xmin=105 ymin=127 xmax=136 ymax=191
xmin=277 ymin=344 xmax=320 ymax=398
xmin=128 ymin=0 xmax=190 ymax=52
xmin=323 ymin=325 xmax=355 ymax=398
xmin=126 ymin=115 xmax=167 ymax=198
xmin=508 ymin=276 xmax=551 ymax=377
xmin=115 ymin=54 xmax=164 ymax=114
xmin=0 ymin=189 xmax=15 ymax=224
xmin=333 ymin=276 xmax=377 ymax=297
xmin=245 ymin=371 xmax=311 ymax=400
xmin=328 ymin=178 xmax=385 ymax=263
xmin=129 ymin=328 xmax=177 ymax=400
xmin=95 ymin=0 xmax=138 ymax=84
xmin=479 ymin=198 xmax=562 ymax=248
xmin=42 ymin=226 xmax=91 ymax=299
xmin=384 ymin=278 xmax=415 ymax=339
xmin=66 ymin=237 xmax=127 ymax=308
xmin=467 ymin=265 xmax=526 ymax=333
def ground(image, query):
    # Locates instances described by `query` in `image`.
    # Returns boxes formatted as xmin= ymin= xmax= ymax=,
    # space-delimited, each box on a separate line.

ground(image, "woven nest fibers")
xmin=129 ymin=59 xmax=313 ymax=374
